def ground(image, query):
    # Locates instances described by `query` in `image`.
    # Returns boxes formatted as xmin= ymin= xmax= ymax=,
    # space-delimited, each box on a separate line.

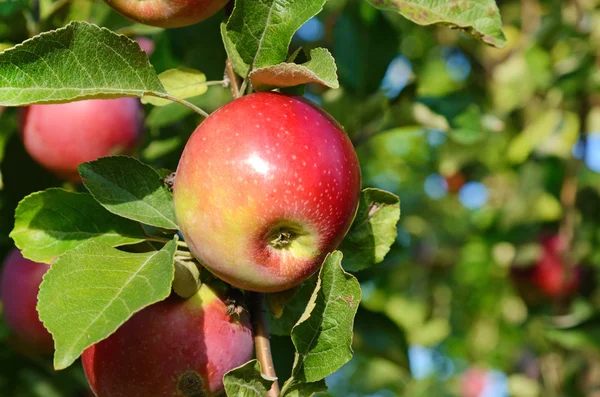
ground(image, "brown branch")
xmin=248 ymin=292 xmax=280 ymax=397
xmin=557 ymin=157 xmax=580 ymax=268
xmin=557 ymin=94 xmax=590 ymax=270
xmin=225 ymin=59 xmax=241 ymax=99
xmin=521 ymin=0 xmax=541 ymax=35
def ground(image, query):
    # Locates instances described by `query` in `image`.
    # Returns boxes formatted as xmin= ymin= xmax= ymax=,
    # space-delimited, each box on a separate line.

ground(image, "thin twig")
xmin=557 ymin=95 xmax=590 ymax=269
xmin=521 ymin=0 xmax=541 ymax=35
xmin=158 ymin=94 xmax=209 ymax=118
xmin=239 ymin=78 xmax=248 ymax=97
xmin=248 ymin=292 xmax=279 ymax=397
xmin=204 ymin=80 xmax=228 ymax=87
xmin=225 ymin=59 xmax=241 ymax=99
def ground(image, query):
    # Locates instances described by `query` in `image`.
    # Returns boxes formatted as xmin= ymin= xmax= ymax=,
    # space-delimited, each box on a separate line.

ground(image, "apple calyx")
xmin=269 ymin=228 xmax=296 ymax=249
xmin=265 ymin=221 xmax=317 ymax=255
xmin=177 ymin=372 xmax=205 ymax=397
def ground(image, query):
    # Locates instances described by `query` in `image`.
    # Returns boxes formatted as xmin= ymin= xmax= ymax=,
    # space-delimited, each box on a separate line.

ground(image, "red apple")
xmin=173 ymin=92 xmax=361 ymax=292
xmin=0 ymin=249 xmax=53 ymax=352
xmin=135 ymin=37 xmax=155 ymax=56
xmin=82 ymin=284 xmax=253 ymax=397
xmin=445 ymin=172 xmax=466 ymax=193
xmin=460 ymin=368 xmax=488 ymax=397
xmin=103 ymin=0 xmax=228 ymax=28
xmin=20 ymin=98 xmax=143 ymax=181
xmin=540 ymin=234 xmax=564 ymax=256
xmin=532 ymin=251 xmax=580 ymax=298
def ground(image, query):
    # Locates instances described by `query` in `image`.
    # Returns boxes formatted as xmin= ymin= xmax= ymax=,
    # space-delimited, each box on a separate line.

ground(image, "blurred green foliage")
xmin=1 ymin=0 xmax=600 ymax=396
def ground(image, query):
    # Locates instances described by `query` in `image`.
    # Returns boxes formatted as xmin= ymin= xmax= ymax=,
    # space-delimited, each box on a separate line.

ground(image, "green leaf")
xmin=281 ymin=379 xmax=329 ymax=397
xmin=223 ymin=360 xmax=277 ymax=397
xmin=268 ymin=286 xmax=301 ymax=319
xmin=38 ymin=239 xmax=177 ymax=369
xmin=545 ymin=316 xmax=600 ymax=351
xmin=353 ymin=307 xmax=410 ymax=370
xmin=220 ymin=23 xmax=250 ymax=78
xmin=249 ymin=48 xmax=339 ymax=91
xmin=507 ymin=110 xmax=580 ymax=164
xmin=449 ymin=104 xmax=486 ymax=145
xmin=10 ymin=188 xmax=146 ymax=264
xmin=339 ymin=188 xmax=400 ymax=272
xmin=0 ymin=106 xmax=14 ymax=189
xmin=289 ymin=251 xmax=361 ymax=383
xmin=141 ymin=68 xmax=208 ymax=107
xmin=223 ymin=0 xmax=325 ymax=75
xmin=268 ymin=275 xmax=318 ymax=336
xmin=0 ymin=0 xmax=28 ymax=16
xmin=79 ymin=156 xmax=178 ymax=230
xmin=365 ymin=0 xmax=507 ymax=48
xmin=0 ymin=21 xmax=166 ymax=106
xmin=333 ymin=5 xmax=399 ymax=97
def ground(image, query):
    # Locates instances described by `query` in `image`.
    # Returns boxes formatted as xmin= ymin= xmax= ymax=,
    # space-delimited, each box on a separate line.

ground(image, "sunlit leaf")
xmin=79 ymin=156 xmax=178 ymax=230
xmin=10 ymin=189 xmax=146 ymax=264
xmin=39 ymin=239 xmax=176 ymax=369
xmin=0 ymin=21 xmax=165 ymax=106
xmin=224 ymin=360 xmax=277 ymax=397
xmin=365 ymin=0 xmax=507 ymax=48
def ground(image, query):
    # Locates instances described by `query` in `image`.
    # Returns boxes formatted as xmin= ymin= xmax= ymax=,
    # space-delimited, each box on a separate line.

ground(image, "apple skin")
xmin=20 ymin=98 xmax=143 ymax=182
xmin=532 ymin=246 xmax=580 ymax=298
xmin=82 ymin=284 xmax=253 ymax=397
xmin=135 ymin=37 xmax=155 ymax=56
xmin=0 ymin=249 xmax=53 ymax=352
xmin=511 ymin=235 xmax=581 ymax=301
xmin=173 ymin=92 xmax=361 ymax=292
xmin=460 ymin=368 xmax=487 ymax=397
xmin=103 ymin=0 xmax=228 ymax=28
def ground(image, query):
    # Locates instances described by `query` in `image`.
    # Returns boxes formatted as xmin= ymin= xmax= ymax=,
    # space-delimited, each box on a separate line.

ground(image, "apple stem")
xmin=225 ymin=59 xmax=242 ymax=99
xmin=249 ymin=292 xmax=280 ymax=397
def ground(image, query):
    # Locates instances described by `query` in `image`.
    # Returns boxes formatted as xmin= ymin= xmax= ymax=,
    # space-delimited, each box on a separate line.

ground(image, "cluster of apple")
xmin=2 ymin=1 xmax=362 ymax=396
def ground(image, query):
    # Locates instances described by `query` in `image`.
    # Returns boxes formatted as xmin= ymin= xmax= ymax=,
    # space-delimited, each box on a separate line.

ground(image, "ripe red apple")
xmin=82 ymin=284 xmax=253 ymax=397
xmin=103 ymin=0 xmax=228 ymax=28
xmin=135 ymin=37 xmax=155 ymax=56
xmin=0 ymin=249 xmax=53 ymax=352
xmin=173 ymin=92 xmax=361 ymax=292
xmin=460 ymin=368 xmax=488 ymax=397
xmin=20 ymin=98 xmax=143 ymax=181
xmin=532 ymin=250 xmax=580 ymax=298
